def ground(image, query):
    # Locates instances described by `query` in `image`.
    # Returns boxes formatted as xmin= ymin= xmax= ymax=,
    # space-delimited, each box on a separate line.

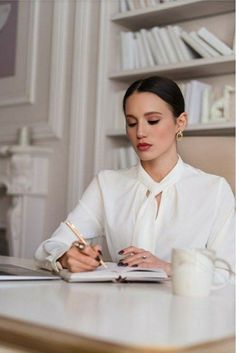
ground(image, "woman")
xmin=35 ymin=76 xmax=235 ymax=275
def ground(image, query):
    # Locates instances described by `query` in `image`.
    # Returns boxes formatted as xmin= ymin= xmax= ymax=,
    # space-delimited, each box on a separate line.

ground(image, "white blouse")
xmin=35 ymin=157 xmax=235 ymax=273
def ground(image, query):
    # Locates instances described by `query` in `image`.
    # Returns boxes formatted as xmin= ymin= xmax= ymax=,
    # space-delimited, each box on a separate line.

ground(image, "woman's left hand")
xmin=118 ymin=246 xmax=171 ymax=276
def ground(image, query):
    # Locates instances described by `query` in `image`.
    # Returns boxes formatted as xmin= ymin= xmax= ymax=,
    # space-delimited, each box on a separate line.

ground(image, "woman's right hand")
xmin=58 ymin=243 xmax=102 ymax=272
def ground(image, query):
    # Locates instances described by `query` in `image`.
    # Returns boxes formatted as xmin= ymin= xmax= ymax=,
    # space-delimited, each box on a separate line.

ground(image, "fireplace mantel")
xmin=0 ymin=145 xmax=52 ymax=258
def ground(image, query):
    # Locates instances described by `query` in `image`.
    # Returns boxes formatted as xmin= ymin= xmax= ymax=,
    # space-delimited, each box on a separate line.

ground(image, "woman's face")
xmin=125 ymin=92 xmax=186 ymax=164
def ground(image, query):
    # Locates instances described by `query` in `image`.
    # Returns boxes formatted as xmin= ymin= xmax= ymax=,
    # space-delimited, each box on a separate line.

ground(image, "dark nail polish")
xmin=98 ymin=250 xmax=103 ymax=256
xmin=118 ymin=261 xmax=125 ymax=267
xmin=118 ymin=250 xmax=124 ymax=255
xmin=123 ymin=263 xmax=128 ymax=267
xmin=131 ymin=264 xmax=138 ymax=267
xmin=95 ymin=256 xmax=101 ymax=262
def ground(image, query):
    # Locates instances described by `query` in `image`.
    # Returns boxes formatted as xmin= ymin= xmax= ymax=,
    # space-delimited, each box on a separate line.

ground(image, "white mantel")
xmin=0 ymin=145 xmax=51 ymax=258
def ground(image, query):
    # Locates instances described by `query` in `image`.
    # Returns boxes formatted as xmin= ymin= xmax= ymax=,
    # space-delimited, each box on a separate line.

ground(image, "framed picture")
xmin=0 ymin=0 xmax=37 ymax=107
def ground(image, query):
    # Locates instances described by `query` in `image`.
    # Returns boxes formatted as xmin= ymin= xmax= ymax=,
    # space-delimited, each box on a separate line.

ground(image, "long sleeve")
xmin=207 ymin=178 xmax=235 ymax=280
xmin=34 ymin=176 xmax=105 ymax=271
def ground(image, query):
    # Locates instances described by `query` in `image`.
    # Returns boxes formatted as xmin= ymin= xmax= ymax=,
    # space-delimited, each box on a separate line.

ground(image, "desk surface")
xmin=0 ymin=256 xmax=234 ymax=353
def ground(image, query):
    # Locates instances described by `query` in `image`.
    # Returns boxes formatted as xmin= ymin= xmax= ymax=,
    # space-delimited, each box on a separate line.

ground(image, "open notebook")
xmin=60 ymin=262 xmax=168 ymax=283
xmin=0 ymin=264 xmax=60 ymax=281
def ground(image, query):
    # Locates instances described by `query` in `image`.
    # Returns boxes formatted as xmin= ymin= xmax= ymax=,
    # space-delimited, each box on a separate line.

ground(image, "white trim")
xmin=0 ymin=1 xmax=38 ymax=107
xmin=0 ymin=1 xmax=69 ymax=142
xmin=93 ymin=1 xmax=110 ymax=174
xmin=67 ymin=1 xmax=91 ymax=210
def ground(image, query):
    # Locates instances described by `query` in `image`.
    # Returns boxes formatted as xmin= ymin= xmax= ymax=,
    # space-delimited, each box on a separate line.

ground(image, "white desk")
xmin=0 ymin=256 xmax=234 ymax=353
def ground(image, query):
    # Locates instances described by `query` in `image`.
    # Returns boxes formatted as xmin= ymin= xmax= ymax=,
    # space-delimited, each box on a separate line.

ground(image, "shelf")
xmin=106 ymin=122 xmax=235 ymax=137
xmin=109 ymin=56 xmax=235 ymax=82
xmin=111 ymin=0 xmax=235 ymax=30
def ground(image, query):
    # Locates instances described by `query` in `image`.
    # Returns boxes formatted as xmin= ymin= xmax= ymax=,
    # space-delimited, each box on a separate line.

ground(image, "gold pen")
xmin=65 ymin=221 xmax=107 ymax=268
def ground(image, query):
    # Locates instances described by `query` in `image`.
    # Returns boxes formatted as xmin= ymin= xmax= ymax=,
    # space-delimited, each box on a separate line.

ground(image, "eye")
xmin=126 ymin=122 xmax=137 ymax=127
xmin=148 ymin=120 xmax=160 ymax=125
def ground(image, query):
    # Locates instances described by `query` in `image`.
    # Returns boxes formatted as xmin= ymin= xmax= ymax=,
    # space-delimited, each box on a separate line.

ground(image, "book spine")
xmin=166 ymin=25 xmax=185 ymax=62
xmin=197 ymin=27 xmax=233 ymax=56
xmin=181 ymin=31 xmax=211 ymax=58
xmin=189 ymin=31 xmax=221 ymax=57
xmin=119 ymin=0 xmax=129 ymax=12
xmin=120 ymin=32 xmax=135 ymax=70
xmin=149 ymin=28 xmax=166 ymax=64
xmin=139 ymin=29 xmax=155 ymax=66
xmin=146 ymin=31 xmax=162 ymax=65
xmin=151 ymin=27 xmax=170 ymax=64
xmin=172 ymin=26 xmax=197 ymax=61
xmin=136 ymin=31 xmax=149 ymax=67
xmin=158 ymin=27 xmax=179 ymax=63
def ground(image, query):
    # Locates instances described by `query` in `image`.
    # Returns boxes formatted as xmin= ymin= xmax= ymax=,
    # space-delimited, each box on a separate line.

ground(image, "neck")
xmin=141 ymin=152 xmax=179 ymax=182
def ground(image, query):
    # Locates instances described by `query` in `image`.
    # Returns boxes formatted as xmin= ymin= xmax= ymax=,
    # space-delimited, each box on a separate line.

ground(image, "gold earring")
xmin=176 ymin=130 xmax=183 ymax=141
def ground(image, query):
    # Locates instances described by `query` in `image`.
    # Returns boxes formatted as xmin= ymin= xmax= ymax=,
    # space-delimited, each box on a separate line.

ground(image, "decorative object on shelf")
xmin=210 ymin=85 xmax=235 ymax=123
xmin=17 ymin=126 xmax=32 ymax=146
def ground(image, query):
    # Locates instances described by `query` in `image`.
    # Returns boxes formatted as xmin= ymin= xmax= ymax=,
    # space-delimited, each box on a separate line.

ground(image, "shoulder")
xmin=97 ymin=166 xmax=137 ymax=183
xmin=96 ymin=165 xmax=138 ymax=188
xmin=182 ymin=162 xmax=234 ymax=198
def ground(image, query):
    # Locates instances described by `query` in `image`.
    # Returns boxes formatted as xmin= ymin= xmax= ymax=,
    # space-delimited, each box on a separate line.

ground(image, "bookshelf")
xmin=94 ymin=0 xmax=235 ymax=172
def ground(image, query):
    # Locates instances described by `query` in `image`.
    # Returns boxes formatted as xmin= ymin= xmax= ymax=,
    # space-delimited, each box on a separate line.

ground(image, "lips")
xmin=137 ymin=143 xmax=152 ymax=151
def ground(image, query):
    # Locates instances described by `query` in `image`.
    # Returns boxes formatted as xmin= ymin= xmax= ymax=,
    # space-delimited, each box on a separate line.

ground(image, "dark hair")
xmin=123 ymin=76 xmax=185 ymax=118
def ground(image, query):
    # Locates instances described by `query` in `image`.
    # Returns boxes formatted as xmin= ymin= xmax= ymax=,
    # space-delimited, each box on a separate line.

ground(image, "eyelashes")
xmin=148 ymin=120 xmax=160 ymax=125
xmin=126 ymin=120 xmax=160 ymax=127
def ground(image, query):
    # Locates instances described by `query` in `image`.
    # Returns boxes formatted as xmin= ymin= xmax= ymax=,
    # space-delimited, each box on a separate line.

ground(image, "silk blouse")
xmin=35 ymin=157 xmax=235 ymax=272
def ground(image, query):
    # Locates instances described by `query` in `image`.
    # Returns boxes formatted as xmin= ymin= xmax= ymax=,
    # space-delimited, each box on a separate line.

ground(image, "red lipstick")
xmin=137 ymin=143 xmax=152 ymax=151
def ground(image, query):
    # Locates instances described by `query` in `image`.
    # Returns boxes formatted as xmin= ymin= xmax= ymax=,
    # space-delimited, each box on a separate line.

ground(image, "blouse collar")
xmin=137 ymin=156 xmax=185 ymax=196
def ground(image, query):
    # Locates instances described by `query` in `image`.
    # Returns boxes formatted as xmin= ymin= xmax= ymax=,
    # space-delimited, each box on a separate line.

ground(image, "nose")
xmin=136 ymin=121 xmax=147 ymax=139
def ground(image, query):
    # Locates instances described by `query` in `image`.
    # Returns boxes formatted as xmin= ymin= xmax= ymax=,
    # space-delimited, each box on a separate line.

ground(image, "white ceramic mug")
xmin=171 ymin=248 xmax=232 ymax=297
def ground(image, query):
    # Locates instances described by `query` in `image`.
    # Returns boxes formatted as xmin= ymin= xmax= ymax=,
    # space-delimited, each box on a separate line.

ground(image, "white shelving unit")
xmin=94 ymin=0 xmax=235 ymax=172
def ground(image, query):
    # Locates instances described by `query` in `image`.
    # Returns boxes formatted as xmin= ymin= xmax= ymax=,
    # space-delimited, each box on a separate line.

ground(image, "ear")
xmin=175 ymin=112 xmax=188 ymax=132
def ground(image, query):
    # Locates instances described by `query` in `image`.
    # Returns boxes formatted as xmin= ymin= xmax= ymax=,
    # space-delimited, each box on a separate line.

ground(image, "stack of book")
xmin=119 ymin=0 xmax=178 ymax=12
xmin=120 ymin=26 xmax=234 ymax=70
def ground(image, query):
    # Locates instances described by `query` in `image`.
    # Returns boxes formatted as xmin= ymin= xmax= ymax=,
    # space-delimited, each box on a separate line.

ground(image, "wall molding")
xmin=0 ymin=1 xmax=38 ymax=107
xmin=0 ymin=0 xmax=70 ymax=142
xmin=67 ymin=0 xmax=93 ymax=210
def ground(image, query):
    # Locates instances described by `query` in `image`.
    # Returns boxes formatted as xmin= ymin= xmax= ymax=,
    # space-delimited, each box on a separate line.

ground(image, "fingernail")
xmin=118 ymin=250 xmax=124 ymax=255
xmin=131 ymin=264 xmax=138 ymax=267
xmin=98 ymin=250 xmax=103 ymax=256
xmin=118 ymin=261 xmax=125 ymax=267
xmin=95 ymin=256 xmax=101 ymax=262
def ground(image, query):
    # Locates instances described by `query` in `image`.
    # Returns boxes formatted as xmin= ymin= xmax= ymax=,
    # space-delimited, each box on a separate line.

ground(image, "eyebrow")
xmin=126 ymin=111 xmax=163 ymax=118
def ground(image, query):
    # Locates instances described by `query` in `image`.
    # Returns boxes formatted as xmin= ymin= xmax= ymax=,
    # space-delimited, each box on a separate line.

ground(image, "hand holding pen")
xmin=58 ymin=221 xmax=107 ymax=272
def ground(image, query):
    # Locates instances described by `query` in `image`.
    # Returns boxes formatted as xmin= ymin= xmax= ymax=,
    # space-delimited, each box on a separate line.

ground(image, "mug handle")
xmin=211 ymin=258 xmax=234 ymax=290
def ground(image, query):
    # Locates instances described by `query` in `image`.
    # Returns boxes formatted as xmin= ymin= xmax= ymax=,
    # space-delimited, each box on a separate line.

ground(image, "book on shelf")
xmin=181 ymin=30 xmax=211 ymax=59
xmin=120 ymin=24 xmax=233 ymax=70
xmin=60 ymin=262 xmax=168 ymax=283
xmin=189 ymin=31 xmax=221 ymax=58
xmin=146 ymin=30 xmax=163 ymax=65
xmin=171 ymin=25 xmax=197 ymax=61
xmin=136 ymin=32 xmax=149 ymax=68
xmin=197 ymin=27 xmax=234 ymax=56
xmin=151 ymin=27 xmax=170 ymax=64
xmin=150 ymin=27 xmax=168 ymax=64
xmin=159 ymin=27 xmax=179 ymax=63
xmin=120 ymin=31 xmax=135 ymax=70
xmin=139 ymin=29 xmax=155 ymax=67
xmin=200 ymin=86 xmax=213 ymax=124
xmin=185 ymin=80 xmax=212 ymax=125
